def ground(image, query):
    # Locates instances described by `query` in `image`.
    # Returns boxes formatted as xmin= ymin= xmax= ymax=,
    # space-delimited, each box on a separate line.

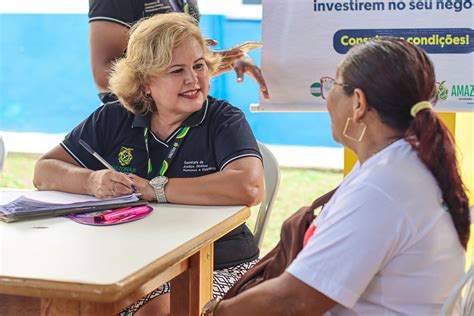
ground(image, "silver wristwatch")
xmin=201 ymin=298 xmax=221 ymax=316
xmin=149 ymin=176 xmax=168 ymax=203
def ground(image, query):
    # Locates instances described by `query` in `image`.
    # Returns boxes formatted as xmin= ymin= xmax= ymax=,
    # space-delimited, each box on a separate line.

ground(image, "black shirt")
xmin=62 ymin=96 xmax=261 ymax=268
xmin=89 ymin=0 xmax=200 ymax=27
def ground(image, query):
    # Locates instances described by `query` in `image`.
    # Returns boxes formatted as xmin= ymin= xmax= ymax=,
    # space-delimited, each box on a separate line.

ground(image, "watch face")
xmin=157 ymin=176 xmax=168 ymax=185
xmin=151 ymin=176 xmax=167 ymax=185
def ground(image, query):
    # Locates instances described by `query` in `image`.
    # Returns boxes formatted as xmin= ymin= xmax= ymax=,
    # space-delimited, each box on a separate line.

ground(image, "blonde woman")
xmin=34 ymin=13 xmax=264 ymax=315
xmin=89 ymin=0 xmax=270 ymax=102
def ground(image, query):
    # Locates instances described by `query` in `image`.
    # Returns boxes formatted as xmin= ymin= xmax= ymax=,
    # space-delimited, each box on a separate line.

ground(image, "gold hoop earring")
xmin=342 ymin=117 xmax=366 ymax=142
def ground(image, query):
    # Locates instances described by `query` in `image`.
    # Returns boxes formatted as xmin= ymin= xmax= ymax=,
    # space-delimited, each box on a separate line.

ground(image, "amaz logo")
xmin=436 ymin=81 xmax=449 ymax=101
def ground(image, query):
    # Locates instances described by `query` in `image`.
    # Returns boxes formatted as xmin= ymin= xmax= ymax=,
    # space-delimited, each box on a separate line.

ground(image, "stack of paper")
xmin=0 ymin=190 xmax=146 ymax=222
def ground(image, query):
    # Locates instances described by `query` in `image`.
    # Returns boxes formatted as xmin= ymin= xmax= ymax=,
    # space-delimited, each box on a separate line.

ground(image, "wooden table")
xmin=0 ymin=200 xmax=249 ymax=315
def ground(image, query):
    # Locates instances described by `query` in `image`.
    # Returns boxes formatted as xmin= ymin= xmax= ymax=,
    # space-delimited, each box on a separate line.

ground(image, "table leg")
xmin=40 ymin=298 xmax=116 ymax=316
xmin=0 ymin=294 xmax=40 ymax=316
xmin=170 ymin=243 xmax=213 ymax=316
xmin=0 ymin=294 xmax=118 ymax=316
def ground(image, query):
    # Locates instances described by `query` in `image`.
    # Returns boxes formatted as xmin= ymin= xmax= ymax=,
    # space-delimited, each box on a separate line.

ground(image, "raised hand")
xmin=206 ymin=39 xmax=270 ymax=99
xmin=232 ymin=53 xmax=270 ymax=100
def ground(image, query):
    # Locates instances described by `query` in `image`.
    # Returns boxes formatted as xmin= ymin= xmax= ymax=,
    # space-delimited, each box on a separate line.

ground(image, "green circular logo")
xmin=310 ymin=82 xmax=321 ymax=97
xmin=118 ymin=147 xmax=133 ymax=166
xmin=437 ymin=81 xmax=449 ymax=101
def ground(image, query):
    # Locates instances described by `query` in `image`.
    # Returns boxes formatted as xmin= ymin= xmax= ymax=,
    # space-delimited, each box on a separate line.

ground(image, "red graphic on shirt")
xmin=303 ymin=223 xmax=316 ymax=247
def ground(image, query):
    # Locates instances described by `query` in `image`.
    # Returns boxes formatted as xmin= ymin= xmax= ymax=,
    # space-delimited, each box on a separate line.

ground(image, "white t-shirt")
xmin=287 ymin=139 xmax=465 ymax=315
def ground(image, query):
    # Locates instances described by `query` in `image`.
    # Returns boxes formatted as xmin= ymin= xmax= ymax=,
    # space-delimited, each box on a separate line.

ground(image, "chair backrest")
xmin=0 ymin=135 xmax=5 ymax=171
xmin=254 ymin=141 xmax=280 ymax=249
xmin=440 ymin=265 xmax=474 ymax=316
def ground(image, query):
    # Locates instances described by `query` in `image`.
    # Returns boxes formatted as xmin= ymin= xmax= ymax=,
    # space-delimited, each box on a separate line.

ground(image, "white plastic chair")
xmin=0 ymin=135 xmax=5 ymax=171
xmin=254 ymin=141 xmax=280 ymax=249
xmin=440 ymin=264 xmax=474 ymax=315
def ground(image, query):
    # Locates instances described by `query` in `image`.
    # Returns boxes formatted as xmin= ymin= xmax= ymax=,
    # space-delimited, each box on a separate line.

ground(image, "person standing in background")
xmin=89 ymin=0 xmax=270 ymax=102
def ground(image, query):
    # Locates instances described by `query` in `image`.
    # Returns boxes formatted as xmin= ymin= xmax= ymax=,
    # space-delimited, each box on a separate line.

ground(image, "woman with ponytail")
xmin=204 ymin=37 xmax=470 ymax=316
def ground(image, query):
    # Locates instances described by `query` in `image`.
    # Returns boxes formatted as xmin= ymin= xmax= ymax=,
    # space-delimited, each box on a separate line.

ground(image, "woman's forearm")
xmin=165 ymin=170 xmax=261 ymax=206
xmin=33 ymin=158 xmax=93 ymax=194
xmin=34 ymin=158 xmax=136 ymax=199
xmin=217 ymin=290 xmax=287 ymax=316
xmin=165 ymin=157 xmax=264 ymax=206
xmin=215 ymin=273 xmax=335 ymax=316
xmin=216 ymin=276 xmax=294 ymax=316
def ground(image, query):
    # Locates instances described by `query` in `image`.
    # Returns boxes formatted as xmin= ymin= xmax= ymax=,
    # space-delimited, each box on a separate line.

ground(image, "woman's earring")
xmin=342 ymin=117 xmax=366 ymax=142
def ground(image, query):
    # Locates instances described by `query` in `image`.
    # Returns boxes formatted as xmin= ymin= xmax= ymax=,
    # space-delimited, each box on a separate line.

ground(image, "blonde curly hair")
xmin=109 ymin=12 xmax=220 ymax=114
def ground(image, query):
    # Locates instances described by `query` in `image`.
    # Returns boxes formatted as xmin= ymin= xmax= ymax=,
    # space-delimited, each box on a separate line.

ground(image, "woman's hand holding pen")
xmin=86 ymin=169 xmax=136 ymax=199
xmin=126 ymin=174 xmax=156 ymax=201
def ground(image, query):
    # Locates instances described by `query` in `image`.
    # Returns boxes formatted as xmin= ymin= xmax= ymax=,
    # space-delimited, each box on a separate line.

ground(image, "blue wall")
xmin=0 ymin=14 xmax=338 ymax=147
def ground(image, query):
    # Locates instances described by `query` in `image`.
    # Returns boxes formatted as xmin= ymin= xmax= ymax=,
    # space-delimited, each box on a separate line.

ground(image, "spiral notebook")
xmin=0 ymin=190 xmax=147 ymax=222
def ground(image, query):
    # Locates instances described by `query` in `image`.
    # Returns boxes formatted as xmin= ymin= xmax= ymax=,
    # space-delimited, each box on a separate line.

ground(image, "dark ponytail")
xmin=406 ymin=110 xmax=470 ymax=249
xmin=340 ymin=37 xmax=470 ymax=249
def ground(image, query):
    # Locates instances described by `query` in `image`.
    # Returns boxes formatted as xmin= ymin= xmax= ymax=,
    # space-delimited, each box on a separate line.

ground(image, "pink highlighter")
xmin=97 ymin=206 xmax=152 ymax=222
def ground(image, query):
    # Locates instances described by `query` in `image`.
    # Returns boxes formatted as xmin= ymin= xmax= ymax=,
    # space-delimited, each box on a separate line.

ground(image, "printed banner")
xmin=258 ymin=0 xmax=474 ymax=112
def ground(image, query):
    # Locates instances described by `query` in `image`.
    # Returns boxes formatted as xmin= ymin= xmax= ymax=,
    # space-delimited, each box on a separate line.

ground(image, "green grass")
xmin=0 ymin=153 xmax=40 ymax=189
xmin=247 ymin=168 xmax=342 ymax=254
xmin=0 ymin=153 xmax=342 ymax=255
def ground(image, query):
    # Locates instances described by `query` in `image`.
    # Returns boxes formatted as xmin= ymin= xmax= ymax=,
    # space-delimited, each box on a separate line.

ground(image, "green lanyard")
xmin=183 ymin=0 xmax=189 ymax=14
xmin=169 ymin=0 xmax=189 ymax=14
xmin=143 ymin=126 xmax=191 ymax=178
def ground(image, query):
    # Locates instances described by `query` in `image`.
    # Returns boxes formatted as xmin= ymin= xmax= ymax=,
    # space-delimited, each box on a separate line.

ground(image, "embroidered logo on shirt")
xmin=118 ymin=147 xmax=134 ymax=166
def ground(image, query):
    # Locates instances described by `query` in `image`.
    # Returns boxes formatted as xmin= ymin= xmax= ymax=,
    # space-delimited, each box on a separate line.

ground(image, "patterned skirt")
xmin=118 ymin=259 xmax=258 ymax=315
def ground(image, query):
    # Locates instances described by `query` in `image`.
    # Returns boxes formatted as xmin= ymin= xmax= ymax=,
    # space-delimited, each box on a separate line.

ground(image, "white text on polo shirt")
xmin=183 ymin=160 xmax=216 ymax=172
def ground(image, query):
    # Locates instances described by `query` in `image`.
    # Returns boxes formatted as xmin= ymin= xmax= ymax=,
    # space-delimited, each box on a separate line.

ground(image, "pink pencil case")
xmin=66 ymin=205 xmax=153 ymax=226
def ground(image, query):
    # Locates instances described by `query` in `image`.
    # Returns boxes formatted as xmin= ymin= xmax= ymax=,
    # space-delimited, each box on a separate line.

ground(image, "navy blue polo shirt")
xmin=61 ymin=95 xmax=261 ymax=268
xmin=62 ymin=96 xmax=261 ymax=180
xmin=89 ymin=0 xmax=200 ymax=27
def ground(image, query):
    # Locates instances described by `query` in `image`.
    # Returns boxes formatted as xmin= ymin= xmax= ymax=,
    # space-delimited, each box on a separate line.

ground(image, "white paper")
xmin=0 ymin=190 xmax=140 ymax=217
xmin=0 ymin=190 xmax=138 ymax=205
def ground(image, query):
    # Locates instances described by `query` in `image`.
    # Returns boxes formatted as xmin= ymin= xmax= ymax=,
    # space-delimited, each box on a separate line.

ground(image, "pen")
xmin=99 ymin=206 xmax=152 ymax=222
xmin=79 ymin=139 xmax=137 ymax=193
xmin=79 ymin=139 xmax=115 ymax=171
